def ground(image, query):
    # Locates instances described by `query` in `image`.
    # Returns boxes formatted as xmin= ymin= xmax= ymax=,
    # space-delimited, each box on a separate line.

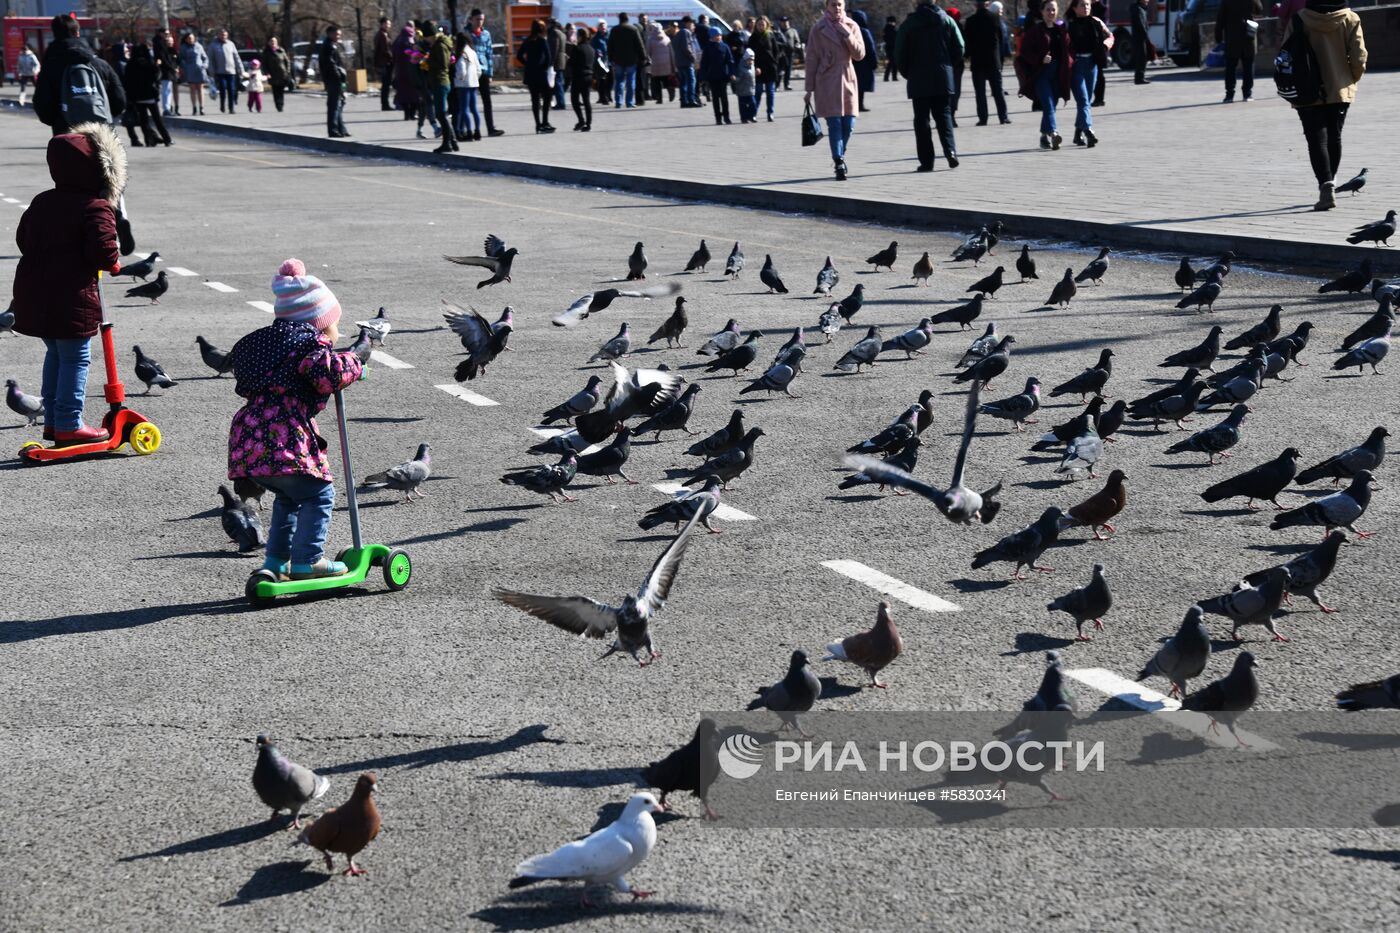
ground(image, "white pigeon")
xmin=354 ymin=307 xmax=391 ymax=347
xmin=508 ymin=792 xmax=664 ymax=907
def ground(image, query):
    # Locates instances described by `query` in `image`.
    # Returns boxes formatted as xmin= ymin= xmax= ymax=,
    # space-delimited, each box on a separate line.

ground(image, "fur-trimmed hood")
xmin=47 ymin=121 xmax=127 ymax=204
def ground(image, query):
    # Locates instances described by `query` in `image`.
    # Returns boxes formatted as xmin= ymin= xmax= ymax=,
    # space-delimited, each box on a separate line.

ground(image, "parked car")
xmin=291 ymin=39 xmax=355 ymax=83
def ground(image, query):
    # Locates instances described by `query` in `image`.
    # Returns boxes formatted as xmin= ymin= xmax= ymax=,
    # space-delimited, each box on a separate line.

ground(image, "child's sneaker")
xmin=290 ymin=559 xmax=349 ymax=580
xmin=260 ymin=558 xmax=291 ymax=581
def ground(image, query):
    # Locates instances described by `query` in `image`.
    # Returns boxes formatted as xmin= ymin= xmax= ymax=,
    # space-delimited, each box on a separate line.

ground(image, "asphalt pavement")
xmin=2 ymin=111 xmax=1399 ymax=932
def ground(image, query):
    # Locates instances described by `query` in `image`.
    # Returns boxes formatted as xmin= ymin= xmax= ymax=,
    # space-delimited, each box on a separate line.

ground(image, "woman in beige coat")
xmin=804 ymin=0 xmax=866 ymax=180
xmin=1293 ymin=0 xmax=1366 ymax=210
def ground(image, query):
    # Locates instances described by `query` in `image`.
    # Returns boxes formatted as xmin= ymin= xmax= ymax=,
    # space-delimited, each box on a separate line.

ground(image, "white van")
xmin=530 ymin=0 xmax=731 ymax=30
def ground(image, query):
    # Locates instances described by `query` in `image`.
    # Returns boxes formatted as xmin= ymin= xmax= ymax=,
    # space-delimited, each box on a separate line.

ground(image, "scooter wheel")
xmin=246 ymin=570 xmax=278 ymax=607
xmin=19 ymin=441 xmax=43 ymax=463
xmin=382 ymin=548 xmax=411 ymax=591
xmin=129 ymin=421 xmax=161 ymax=455
xmin=336 ymin=548 xmax=352 ymax=565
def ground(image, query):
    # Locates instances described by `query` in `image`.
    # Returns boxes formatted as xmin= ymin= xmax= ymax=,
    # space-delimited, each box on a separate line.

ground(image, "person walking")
xmin=735 ymin=48 xmax=759 ymax=122
xmin=895 ymin=0 xmax=963 ymax=172
xmin=517 ymin=19 xmax=557 ymax=133
xmin=699 ymin=26 xmax=734 ymax=125
xmin=34 ymin=14 xmax=127 ymax=134
xmin=947 ymin=7 xmax=966 ymax=126
xmin=965 ymin=0 xmax=1010 ymax=125
xmin=123 ymin=43 xmax=169 ymax=146
xmin=423 ymin=22 xmax=456 ymax=151
xmin=452 ymin=32 xmax=482 ymax=141
xmin=548 ymin=19 xmax=569 ymax=111
xmin=1065 ymin=0 xmax=1109 ymax=146
xmin=412 ymin=23 xmax=442 ymax=139
xmin=245 ymin=57 xmax=266 ymax=112
xmin=592 ymin=20 xmax=612 ymax=105
xmin=568 ymin=26 xmax=596 ymax=129
xmin=805 ymin=0 xmax=866 ymax=180
xmin=883 ymin=16 xmax=899 ymax=81
xmin=177 ymin=31 xmax=207 ymax=116
xmin=608 ymin=13 xmax=646 ymax=108
xmin=1215 ymin=0 xmax=1262 ymax=102
xmin=319 ymin=25 xmax=350 ymax=138
xmin=779 ymin=16 xmax=803 ymax=90
xmin=1017 ymin=0 xmax=1071 ymax=149
xmin=636 ymin=14 xmax=653 ymax=105
xmin=207 ymin=28 xmax=244 ymax=113
xmin=673 ymin=16 xmax=701 ymax=107
xmin=374 ymin=17 xmax=394 ymax=110
xmin=852 ymin=10 xmax=878 ymax=112
xmin=467 ymin=11 xmax=503 ymax=137
xmin=1089 ymin=0 xmax=1108 ymax=105
xmin=16 ymin=43 xmax=39 ymax=107
xmin=646 ymin=22 xmax=674 ymax=104
xmin=749 ymin=17 xmax=779 ymax=120
xmin=392 ymin=23 xmax=420 ymax=121
xmin=262 ymin=37 xmax=292 ymax=112
xmin=1292 ymin=0 xmax=1367 ymax=210
xmin=1130 ymin=0 xmax=1151 ymax=83
xmin=154 ymin=31 xmax=178 ymax=115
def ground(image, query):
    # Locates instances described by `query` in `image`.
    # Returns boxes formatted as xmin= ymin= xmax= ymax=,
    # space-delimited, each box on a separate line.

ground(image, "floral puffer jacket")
xmin=227 ymin=320 xmax=363 ymax=482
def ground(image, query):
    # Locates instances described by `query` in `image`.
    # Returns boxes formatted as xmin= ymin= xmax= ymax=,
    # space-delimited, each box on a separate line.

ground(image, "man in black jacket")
xmin=319 ymin=26 xmax=350 ymax=137
xmin=33 ymin=14 xmax=126 ymax=135
xmin=608 ymin=13 xmax=648 ymax=108
xmin=894 ymin=0 xmax=965 ymax=172
xmin=883 ymin=16 xmax=899 ymax=81
xmin=963 ymin=0 xmax=1010 ymax=125
xmin=1214 ymin=0 xmax=1262 ymax=102
xmin=1131 ymin=0 xmax=1151 ymax=83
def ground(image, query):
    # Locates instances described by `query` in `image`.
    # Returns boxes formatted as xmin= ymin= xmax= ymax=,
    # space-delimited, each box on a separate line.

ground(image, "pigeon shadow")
xmin=2 ymin=596 xmax=252 ymax=644
xmin=1375 ymin=804 xmax=1400 ymax=827
xmin=471 ymin=891 xmax=722 ymax=931
xmin=1209 ymin=639 xmax=1245 ymax=654
xmin=1296 ymin=732 xmax=1400 ymax=753
xmin=1151 ymin=462 xmax=1212 ymax=470
xmin=218 ymin=860 xmax=332 ymax=906
xmin=121 ymin=817 xmax=286 ymax=862
xmin=818 ymin=676 xmax=865 ymax=700
xmin=487 ymin=765 xmax=643 ymax=789
xmin=165 ymin=507 xmax=223 ymax=522
xmin=134 ymin=549 xmax=255 ymax=561
xmin=1000 ymin=632 xmax=1077 ymax=656
xmin=1019 ymin=455 xmax=1061 ymax=466
xmin=1330 ymin=848 xmax=1400 ymax=868
xmin=465 ymin=503 xmax=546 ymax=513
xmin=1126 ymin=731 xmax=1210 ymax=765
xmin=322 ymin=724 xmax=564 ymax=774
xmin=1015 ymin=479 xmax=1067 ymax=491
xmin=734 ymin=397 xmax=777 ymax=405
xmin=1244 ymin=542 xmax=1317 ymax=555
xmin=1180 ymin=508 xmax=1256 ymax=518
xmin=949 ymin=577 xmax=1011 ymax=593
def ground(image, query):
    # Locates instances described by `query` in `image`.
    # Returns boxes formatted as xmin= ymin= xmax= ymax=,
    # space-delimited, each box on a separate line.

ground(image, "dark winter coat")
xmin=1016 ymin=18 xmax=1072 ymax=101
xmin=698 ymin=39 xmax=734 ymax=82
xmin=607 ymin=22 xmax=647 ymax=67
xmin=33 ymin=37 xmax=127 ymax=132
xmin=963 ymin=8 xmax=1005 ymax=70
xmin=123 ymin=50 xmax=160 ymax=103
xmin=1215 ymin=0 xmax=1263 ymax=55
xmin=894 ymin=3 xmax=964 ymax=98
xmin=568 ymin=39 xmax=597 ymax=81
xmin=852 ymin=11 xmax=878 ymax=92
xmin=155 ymin=42 xmax=179 ymax=81
xmin=516 ymin=35 xmax=552 ymax=87
xmin=748 ymin=29 xmax=779 ymax=80
xmin=262 ymin=45 xmax=293 ymax=89
xmin=319 ymin=37 xmax=347 ymax=89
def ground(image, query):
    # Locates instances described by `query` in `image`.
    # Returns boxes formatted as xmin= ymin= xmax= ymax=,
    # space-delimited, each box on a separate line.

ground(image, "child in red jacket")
xmin=11 ymin=122 xmax=125 ymax=444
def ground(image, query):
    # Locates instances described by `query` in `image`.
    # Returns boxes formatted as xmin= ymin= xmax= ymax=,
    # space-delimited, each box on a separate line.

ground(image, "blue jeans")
xmin=1071 ymin=57 xmax=1096 ymax=131
xmin=40 ymin=337 xmax=92 ymax=431
xmin=455 ymin=87 xmax=481 ymax=136
xmin=826 ymin=115 xmax=855 ymax=161
xmin=678 ymin=64 xmax=697 ymax=104
xmin=614 ymin=64 xmax=637 ymax=106
xmin=759 ymin=79 xmax=776 ymax=116
xmin=215 ymin=73 xmax=238 ymax=110
xmin=1035 ymin=70 xmax=1057 ymax=135
xmin=259 ymin=474 xmax=336 ymax=566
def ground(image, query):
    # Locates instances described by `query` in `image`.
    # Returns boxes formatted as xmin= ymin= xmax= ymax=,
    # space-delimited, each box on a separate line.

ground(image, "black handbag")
xmin=801 ymin=101 xmax=823 ymax=147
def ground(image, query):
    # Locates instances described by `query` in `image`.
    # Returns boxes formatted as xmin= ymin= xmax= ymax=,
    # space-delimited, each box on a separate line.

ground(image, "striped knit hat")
xmin=271 ymin=258 xmax=341 ymax=331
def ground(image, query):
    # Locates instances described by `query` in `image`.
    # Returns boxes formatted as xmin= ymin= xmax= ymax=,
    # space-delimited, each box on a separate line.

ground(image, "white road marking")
xmin=651 ymin=482 xmax=757 ymax=521
xmin=204 ymin=281 xmax=239 ymax=293
xmin=370 ymin=350 xmax=414 ymax=369
xmin=820 ymin=560 xmax=961 ymax=613
xmin=529 ymin=426 xmax=606 ymax=456
xmin=247 ymin=300 xmax=275 ymax=313
xmin=436 ymin=384 xmax=499 ymax=406
xmin=1065 ymin=667 xmax=1278 ymax=751
xmin=167 ymin=266 xmax=199 ymax=277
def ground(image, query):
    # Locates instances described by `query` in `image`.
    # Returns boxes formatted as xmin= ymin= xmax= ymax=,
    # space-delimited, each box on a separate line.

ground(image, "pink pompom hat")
xmin=270 ymin=258 xmax=341 ymax=331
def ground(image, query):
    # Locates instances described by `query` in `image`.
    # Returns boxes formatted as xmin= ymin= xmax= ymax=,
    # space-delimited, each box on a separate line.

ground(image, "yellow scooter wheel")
xmin=129 ymin=422 xmax=161 ymax=455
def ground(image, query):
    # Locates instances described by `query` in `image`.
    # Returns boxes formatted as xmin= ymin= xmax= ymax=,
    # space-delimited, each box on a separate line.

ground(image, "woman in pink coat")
xmin=804 ymin=0 xmax=866 ymax=180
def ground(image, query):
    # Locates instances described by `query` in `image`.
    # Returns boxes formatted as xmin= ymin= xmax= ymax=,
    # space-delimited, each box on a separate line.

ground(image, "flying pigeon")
xmin=133 ymin=345 xmax=177 ymax=393
xmin=125 ymin=270 xmax=168 ymax=304
xmin=1016 ymin=244 xmax=1037 ymax=281
xmin=1174 ymin=257 xmax=1196 ymax=291
xmin=1346 ymin=210 xmax=1396 ymax=246
xmin=1135 ymin=607 xmax=1211 ymax=699
xmin=648 ymin=296 xmax=689 ymax=347
xmin=1336 ymin=672 xmax=1400 ymax=711
xmin=553 ymin=282 xmax=683 ymax=327
xmin=361 ymin=443 xmax=432 ymax=501
xmin=218 ymin=485 xmax=264 ymax=552
xmin=836 ymin=284 xmax=865 ymax=322
xmin=353 ymin=307 xmax=391 ymax=347
xmin=684 ymin=239 xmax=711 ymax=273
xmin=823 ymin=601 xmax=903 ymax=687
xmin=444 ymin=234 xmax=518 ymax=287
xmin=979 ymin=377 xmax=1041 ymax=430
xmin=956 ymin=323 xmax=1000 ymax=369
xmin=117 ymin=250 xmax=159 ymax=281
xmin=1242 ymin=530 xmax=1347 ymax=614
xmin=867 ymin=241 xmax=898 ymax=271
xmin=1073 ymin=247 xmax=1112 ymax=285
xmin=296 ymin=773 xmax=380 ymax=876
xmin=501 ymin=453 xmax=578 ymax=503
xmin=572 ymin=362 xmax=683 ymax=444
xmin=685 ymin=409 xmax=745 ymax=458
xmin=444 ymin=302 xmax=512 ymax=380
xmin=1198 ymin=566 xmax=1291 ymax=642
xmin=724 ymin=242 xmax=744 ymax=278
xmin=1066 ymin=469 xmax=1127 ymax=538
xmin=634 ymin=384 xmax=702 ymax=440
xmin=643 ymin=719 xmax=720 ymax=819
xmin=1046 ymin=268 xmax=1076 ymax=308
xmin=1333 ymin=167 xmax=1367 ymax=197
xmin=639 ymin=476 xmax=723 ymax=533
xmin=1201 ymin=447 xmax=1299 ymax=509
xmin=814 ymin=256 xmax=840 ymax=295
xmin=881 ymin=318 xmax=935 ymax=358
xmin=1271 ymin=470 xmax=1376 ymax=537
xmin=541 ymin=375 xmax=604 ymax=425
xmin=1319 ymin=259 xmax=1374 ymax=295
xmin=912 ymin=251 xmax=933 ymax=286
xmin=509 ymin=793 xmax=664 ymax=906
xmin=1050 ymin=349 xmax=1114 ymax=401
xmin=953 ymin=335 xmax=1015 ymax=388
xmin=588 ymin=323 xmax=633 ymax=364
xmin=696 ymin=319 xmax=742 ymax=357
xmin=1161 ymin=326 xmax=1223 ymax=371
xmin=1165 ymin=404 xmax=1249 ymax=464
xmin=759 ymin=254 xmax=788 ymax=293
xmin=1047 ymin=563 xmax=1112 ymax=640
xmin=5 ymin=379 xmax=42 ymax=426
xmin=252 ymin=734 xmax=330 ymax=829
xmin=967 ymin=266 xmax=1005 ymax=298
xmin=683 ymin=427 xmax=764 ymax=488
xmin=1333 ymin=322 xmax=1391 ymax=374
xmin=748 ymin=649 xmax=821 ymax=734
xmin=1176 ymin=272 xmax=1222 ymax=312
xmin=626 ymin=241 xmax=648 ymax=280
xmin=931 ymin=294 xmax=984 ymax=330
xmin=195 ymin=335 xmax=234 ymax=375
xmin=1296 ymin=427 xmax=1387 ymax=486
xmin=706 ymin=330 xmax=762 ymax=376
xmin=1181 ymin=652 xmax=1260 ymax=747
xmin=972 ymin=507 xmax=1064 ymax=579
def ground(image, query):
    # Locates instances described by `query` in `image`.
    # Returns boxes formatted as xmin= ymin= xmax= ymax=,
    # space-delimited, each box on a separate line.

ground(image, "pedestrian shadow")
xmin=2 ymin=596 xmax=252 ymax=644
xmin=1331 ymin=847 xmax=1400 ymax=868
xmin=487 ymin=765 xmax=643 ymax=789
xmin=121 ymin=817 xmax=286 ymax=862
xmin=134 ymin=549 xmax=258 ymax=560
xmin=321 ymin=724 xmax=564 ymax=774
xmin=1180 ymin=507 xmax=1256 ymax=518
xmin=471 ymin=891 xmax=722 ymax=931
xmin=218 ymin=860 xmax=332 ymax=906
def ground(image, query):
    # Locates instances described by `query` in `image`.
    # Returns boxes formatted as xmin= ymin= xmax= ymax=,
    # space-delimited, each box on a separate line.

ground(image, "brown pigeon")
xmin=822 ymin=601 xmax=904 ymax=688
xmin=1066 ymin=469 xmax=1128 ymax=540
xmin=297 ymin=773 xmax=381 ymax=876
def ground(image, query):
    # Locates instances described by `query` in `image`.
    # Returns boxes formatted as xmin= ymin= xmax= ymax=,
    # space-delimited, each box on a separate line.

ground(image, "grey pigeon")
xmin=541 ymin=375 xmax=603 ymax=425
xmin=814 ymin=256 xmax=839 ymax=295
xmin=952 ymin=227 xmax=990 ymax=264
xmin=1333 ymin=321 xmax=1391 ymax=374
xmin=253 ymin=735 xmax=330 ymax=829
xmin=1346 ymin=209 xmax=1396 ymax=246
xmin=967 ymin=266 xmax=1005 ymax=298
xmin=1225 ymin=305 xmax=1282 ymax=350
xmin=1016 ymin=244 xmax=1037 ymax=281
xmin=444 ymin=234 xmax=518 ymax=287
xmin=1319 ymin=258 xmax=1373 ymax=295
xmin=501 ymin=453 xmax=578 ymax=503
xmin=648 ymin=296 xmax=689 ymax=347
xmin=740 ymin=361 xmax=801 ymax=398
xmin=1165 ymin=404 xmax=1249 ymax=464
xmin=1242 ymin=530 xmax=1347 ymax=614
xmin=1181 ymin=651 xmax=1261 ymax=747
xmin=818 ymin=303 xmax=844 ymax=343
xmin=1198 ymin=567 xmax=1291 ymax=642
xmin=361 ymin=443 xmax=432 ymax=501
xmin=994 ymin=651 xmax=1076 ymax=739
xmin=635 ymin=384 xmax=702 ymax=439
xmin=569 ymin=362 xmax=682 ymax=442
xmin=195 ymin=335 xmax=234 ymax=375
xmin=881 ymin=319 xmax=935 ymax=358
xmin=1176 ymin=272 xmax=1222 ymax=312
xmin=684 ymin=239 xmax=711 ymax=273
xmin=1047 ymin=563 xmax=1112 ymax=640
xmin=5 ymin=379 xmax=42 ymax=426
xmin=1056 ymin=425 xmax=1103 ymax=479
xmin=1206 ymin=347 xmax=1268 ymax=388
xmin=1050 ymin=349 xmax=1114 ymax=400
xmin=133 ymin=345 xmax=177 ymax=393
xmin=1333 ymin=167 xmax=1367 ymax=197
xmin=642 ymin=718 xmax=722 ymax=820
xmin=118 ymin=251 xmax=160 ymax=281
xmin=866 ymin=241 xmax=898 ymax=271
xmin=772 ymin=328 xmax=807 ymax=373
xmin=1271 ymin=470 xmax=1376 ymax=537
xmin=0 ymin=304 xmax=13 ymax=336
xmin=1201 ymin=447 xmax=1300 ymax=508
xmin=218 ymin=485 xmax=264 ymax=552
xmin=685 ymin=409 xmax=745 ymax=458
xmin=1341 ymin=307 xmax=1394 ymax=351
xmin=626 ymin=241 xmax=648 ymax=280
xmin=1046 ymin=268 xmax=1076 ymax=307
xmin=724 ymin=242 xmax=745 ymax=278
xmin=953 ymin=335 xmax=1015 ymax=387
xmin=833 ymin=326 xmax=882 ymax=373
xmin=588 ymin=323 xmax=633 ymax=363
xmin=931 ymin=294 xmax=984 ymax=330
xmin=1136 ymin=607 xmax=1211 ymax=699
xmin=1296 ymin=426 xmax=1387 ymax=485
xmin=353 ymin=307 xmax=391 ymax=346
xmin=125 ymin=270 xmax=168 ymax=304
xmin=747 ymin=649 xmax=822 ymax=734
xmin=979 ymin=377 xmax=1041 ymax=430
xmin=1073 ymin=247 xmax=1112 ymax=285
xmin=706 ymin=331 xmax=763 ymax=376
xmin=233 ymin=477 xmax=266 ymax=510
xmin=955 ymin=323 xmax=999 ymax=369
xmin=444 ymin=303 xmax=513 ymax=380
xmin=1336 ymin=672 xmax=1400 ymax=711
xmin=839 ymin=435 xmax=920 ymax=492
xmin=972 ymin=506 xmax=1064 ymax=579
xmin=696 ymin=319 xmax=742 ymax=356
xmin=346 ymin=326 xmax=373 ymax=364
xmin=836 ymin=284 xmax=865 ymax=322
xmin=759 ymin=255 xmax=788 ymax=294
xmin=1034 ymin=398 xmax=1102 ymax=451
xmin=1134 ymin=381 xmax=1208 ymax=432
xmin=640 ymin=475 xmax=724 ymax=533
xmin=1161 ymin=326 xmax=1223 ymax=371
xmin=1197 ymin=359 xmax=1263 ymax=409
xmin=553 ymin=282 xmax=682 ymax=327
xmin=685 ymin=427 xmax=765 ymax=488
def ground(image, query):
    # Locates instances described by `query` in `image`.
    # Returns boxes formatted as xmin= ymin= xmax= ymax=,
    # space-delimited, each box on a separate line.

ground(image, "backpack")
xmin=1274 ymin=14 xmax=1325 ymax=107
xmin=60 ymin=58 xmax=112 ymax=125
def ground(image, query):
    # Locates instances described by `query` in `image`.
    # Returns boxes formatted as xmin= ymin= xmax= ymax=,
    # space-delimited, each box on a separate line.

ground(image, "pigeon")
xmin=1176 ymin=272 xmax=1222 ymax=312
xmin=642 ymin=720 xmax=720 ymax=819
xmin=1206 ymin=347 xmax=1267 ymax=388
xmin=1375 ymin=280 xmax=1400 ymax=303
xmin=952 ymin=227 xmax=990 ymax=264
xmin=639 ymin=475 xmax=724 ymax=533
xmin=1341 ymin=308 xmax=1394 ymax=351
xmin=844 ymin=383 xmax=1003 ymax=525
xmin=5 ymin=379 xmax=42 ymax=426
xmin=684 ymin=239 xmax=711 ymax=273
xmin=1199 ymin=566 xmax=1291 ymax=642
xmin=1174 ymin=257 xmax=1196 ymax=292
xmin=542 ymin=376 xmax=604 ymax=425
xmin=1297 ymin=427 xmax=1388 ymax=486
xmin=117 ymin=251 xmax=159 ymax=281
xmin=1267 ymin=322 xmax=1314 ymax=366
xmin=838 ymin=435 xmax=921 ymax=492
xmin=994 ymin=651 xmax=1076 ymax=739
xmin=296 ymin=773 xmax=381 ymax=876
xmin=823 ymin=601 xmax=903 ymax=687
xmin=772 ymin=328 xmax=807 ymax=373
xmin=635 ymin=384 xmax=702 ymax=439
xmin=1050 ymin=349 xmax=1114 ymax=400
xmin=836 ymin=284 xmax=865 ymax=322
xmin=1333 ymin=323 xmax=1391 ymax=374
xmin=759 ymin=254 xmax=788 ymax=293
xmin=930 ymin=294 xmax=984 ymax=330
xmin=125 ymin=270 xmax=168 ymax=304
xmin=1165 ymin=404 xmax=1249 ymax=464
xmin=589 ymin=323 xmax=633 ymax=364
xmin=1319 ymin=258 xmax=1374 ymax=295
xmin=880 ymin=318 xmax=935 ymax=358
xmin=345 ymin=327 xmax=374 ymax=364
xmin=1129 ymin=368 xmax=1201 ymax=411
xmin=867 ymin=241 xmax=898 ymax=271
xmin=444 ymin=302 xmax=513 ymax=380
xmin=684 ymin=427 xmax=765 ymax=488
xmin=1095 ymin=399 xmax=1127 ymax=442
xmin=955 ymin=323 xmax=999 ymax=369
xmin=580 ymin=363 xmax=682 ymax=431
xmin=911 ymin=251 xmax=934 ymax=286
xmin=847 ymin=408 xmax=918 ymax=455
xmin=953 ymin=335 xmax=1015 ymax=388
xmin=1161 ymin=326 xmax=1223 ymax=371
xmin=1225 ymin=305 xmax=1282 ymax=350
xmin=1016 ymin=244 xmax=1037 ymax=281
xmin=501 ymin=453 xmax=578 ymax=503
xmin=748 ymin=649 xmax=822 ymax=734
xmin=1197 ymin=359 xmax=1263 ymax=409
xmin=983 ymin=220 xmax=1005 ymax=253
xmin=1066 ymin=469 xmax=1127 ymax=538
xmin=1202 ymin=447 xmax=1300 ymax=509
xmin=1181 ymin=652 xmax=1260 ymax=747
xmin=576 ymin=426 xmax=636 ymax=484
xmin=648 ymin=297 xmax=689 ymax=348
xmin=1336 ymin=673 xmax=1400 ymax=711
xmin=967 ymin=266 xmax=1005 ymax=298
xmin=495 ymin=513 xmax=699 ymax=665
xmin=1073 ymin=247 xmax=1112 ymax=285
xmin=194 ymin=335 xmax=234 ymax=375
xmin=133 ymin=345 xmax=177 ymax=393
xmin=252 ymin=734 xmax=330 ymax=829
xmin=972 ymin=506 xmax=1065 ymax=579
xmin=741 ymin=361 xmax=801 ymax=398
xmin=979 ymin=377 xmax=1041 ymax=430
xmin=1134 ymin=607 xmax=1211 ymax=700
xmin=833 ymin=326 xmax=882 ymax=373
xmin=814 ymin=256 xmax=840 ymax=295
xmin=1330 ymin=166 xmax=1369 ymax=198
xmin=706 ymin=330 xmax=763 ymax=376
xmin=696 ymin=319 xmax=742 ymax=356
xmin=1033 ymin=398 xmax=1102 ymax=451
xmin=1195 ymin=251 xmax=1235 ymax=282
xmin=1047 ymin=563 xmax=1112 ymax=640
xmin=1046 ymin=268 xmax=1076 ymax=308
xmin=1271 ymin=470 xmax=1376 ymax=537
xmin=444 ymin=234 xmax=518 ymax=287
xmin=232 ymin=477 xmax=266 ymax=511
xmin=818 ymin=303 xmax=844 ymax=343
xmin=1346 ymin=210 xmax=1396 ymax=246
xmin=0 ymin=304 xmax=12 ymax=336
xmin=725 ymin=241 xmax=745 ymax=278
xmin=686 ymin=409 xmax=745 ymax=458
xmin=345 ymin=310 xmax=389 ymax=354
xmin=361 ymin=443 xmax=432 ymax=501
xmin=509 ymin=793 xmax=664 ymax=906
xmin=1243 ymin=530 xmax=1347 ymax=614
xmin=1056 ymin=424 xmax=1103 ymax=479
xmin=218 ymin=485 xmax=264 ymax=552
xmin=626 ymin=241 xmax=648 ymax=280
xmin=553 ymin=282 xmax=683 ymax=327
xmin=1133 ymin=381 xmax=1208 ymax=431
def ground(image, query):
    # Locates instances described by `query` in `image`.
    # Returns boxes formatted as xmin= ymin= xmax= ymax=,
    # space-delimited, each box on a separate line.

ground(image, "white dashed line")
xmin=167 ymin=267 xmax=199 ymax=277
xmin=651 ymin=482 xmax=757 ymax=521
xmin=204 ymin=281 xmax=238 ymax=293
xmin=529 ymin=426 xmax=606 ymax=456
xmin=820 ymin=559 xmax=961 ymax=613
xmin=370 ymin=350 xmax=414 ymax=369
xmin=2 ymin=197 xmax=21 ymax=204
xmin=436 ymin=384 xmax=498 ymax=406
xmin=1065 ymin=667 xmax=1278 ymax=751
xmin=247 ymin=300 xmax=275 ymax=313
